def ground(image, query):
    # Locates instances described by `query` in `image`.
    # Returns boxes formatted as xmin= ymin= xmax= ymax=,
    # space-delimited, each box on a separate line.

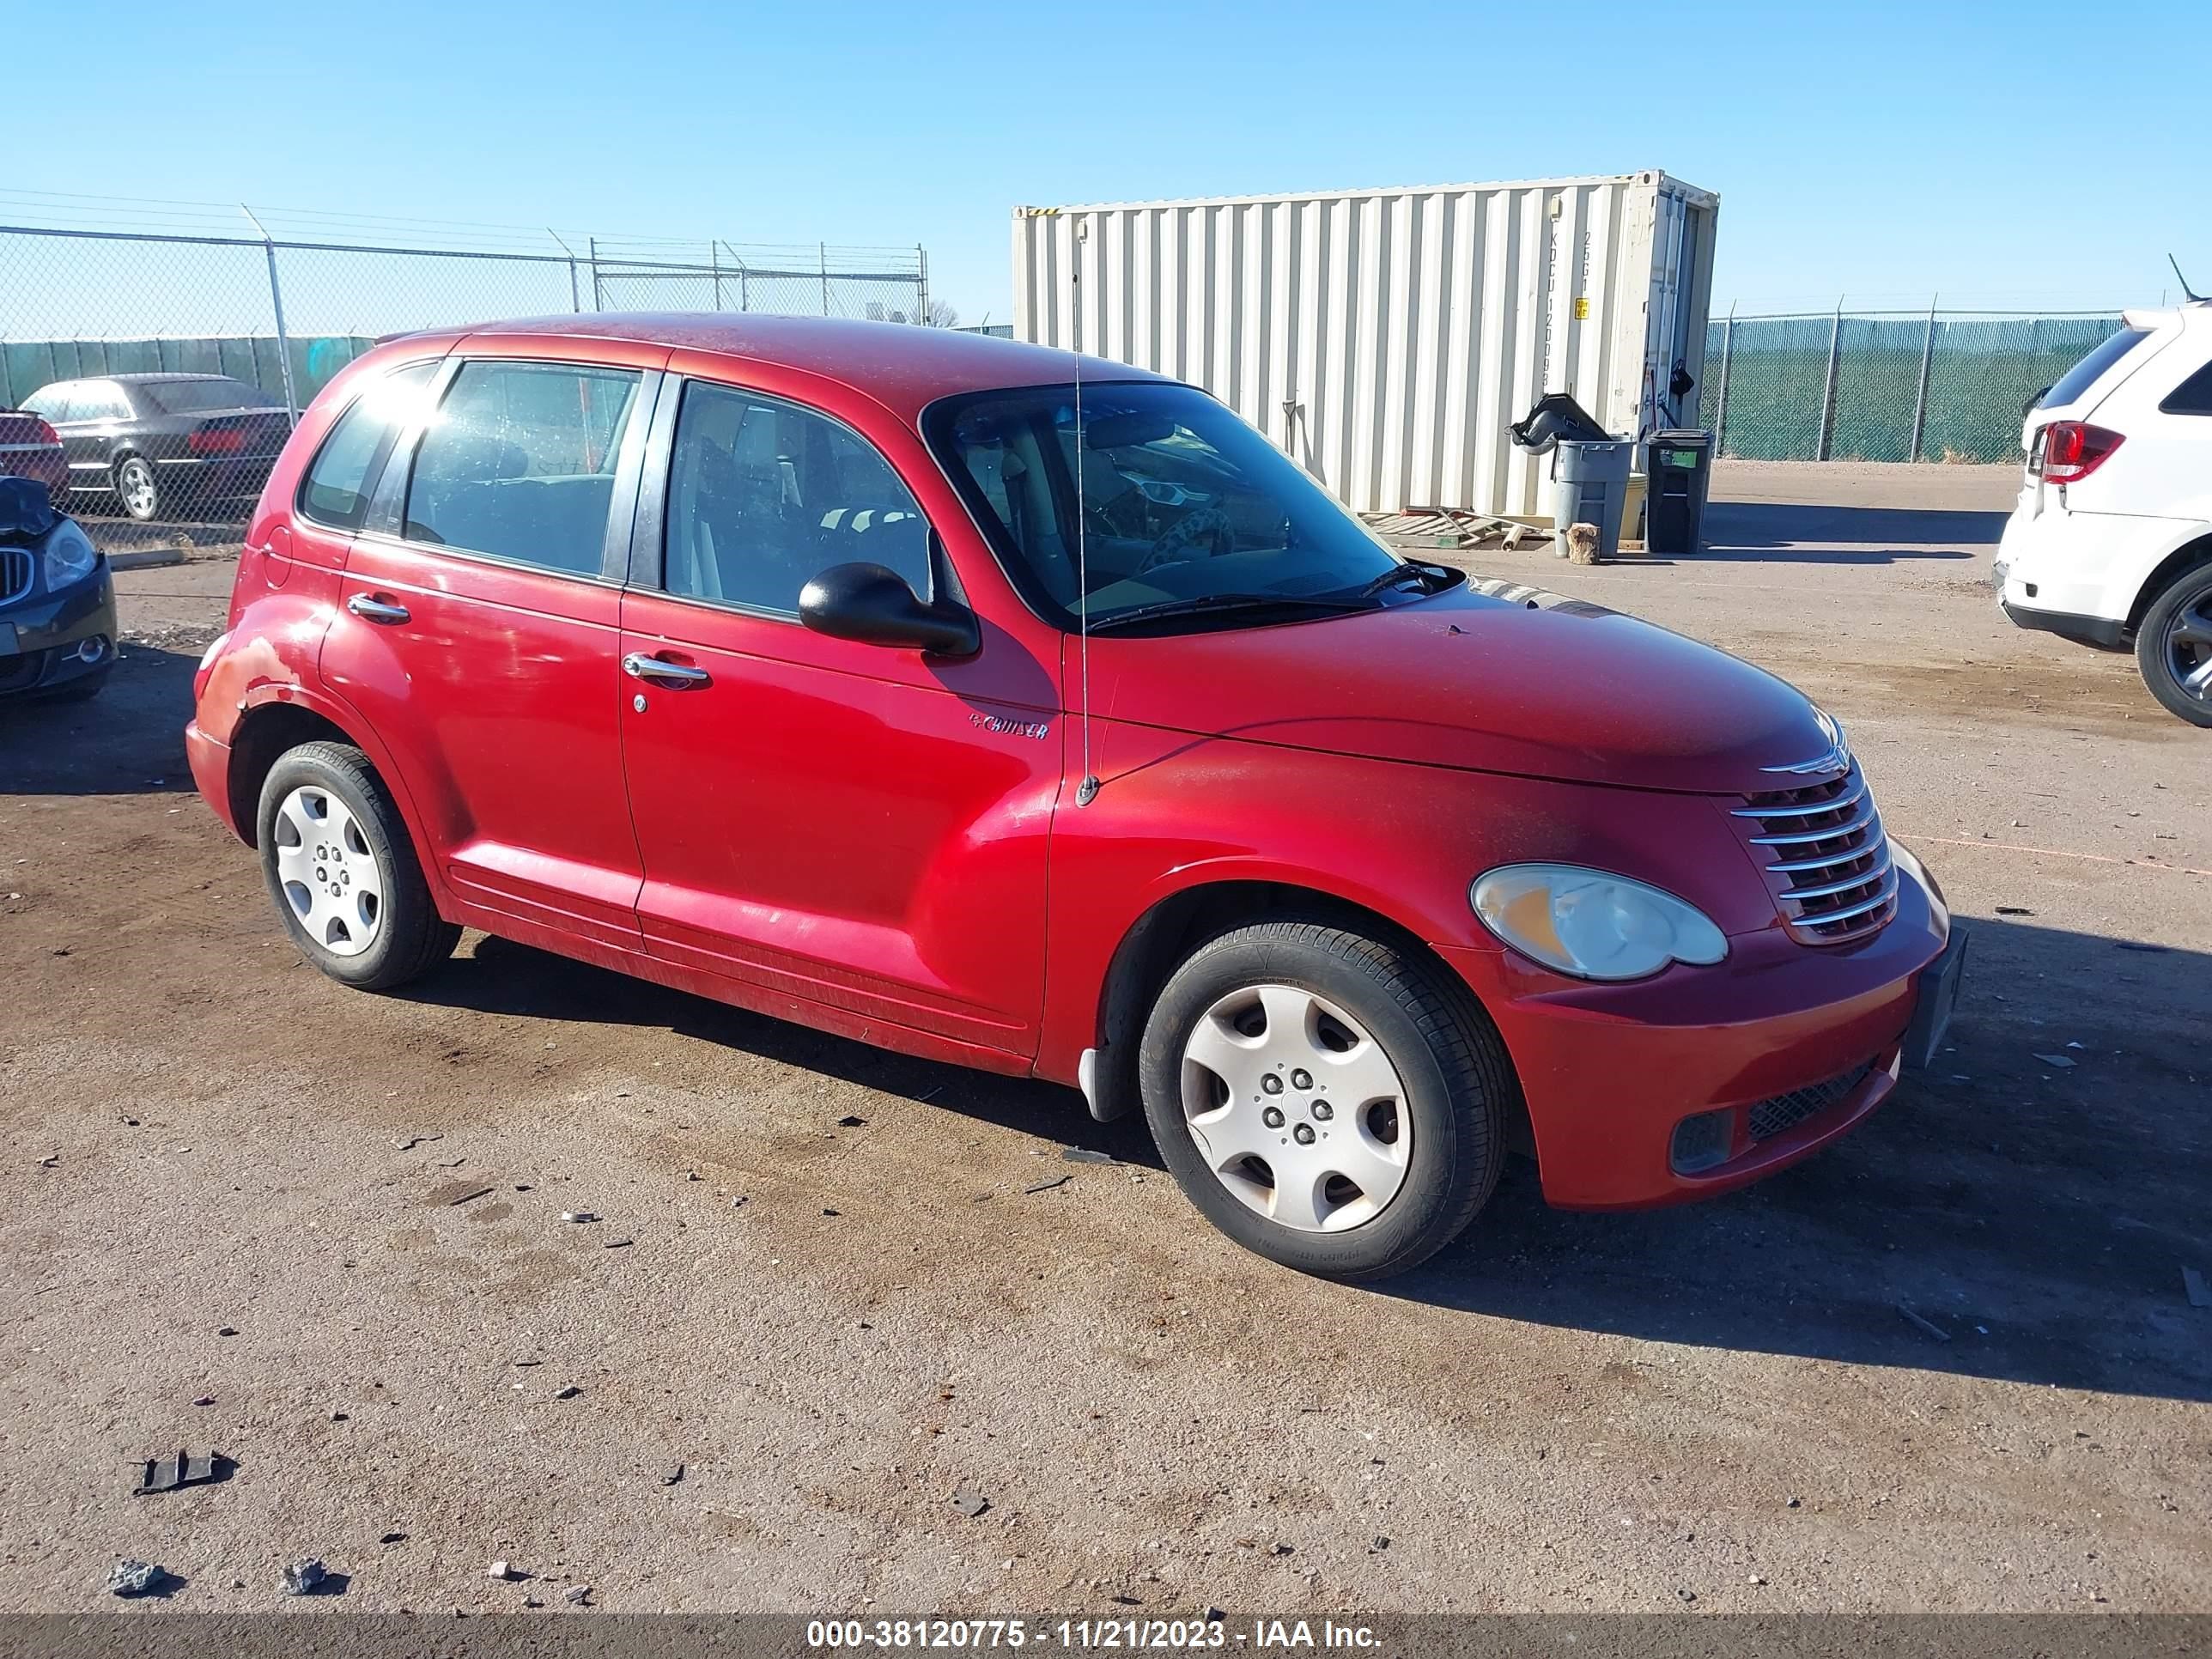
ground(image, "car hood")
xmin=1084 ymin=577 xmax=1839 ymax=794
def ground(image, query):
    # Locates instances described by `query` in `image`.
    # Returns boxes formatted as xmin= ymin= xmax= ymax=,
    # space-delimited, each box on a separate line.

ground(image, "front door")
xmin=320 ymin=353 xmax=663 ymax=951
xmin=617 ymin=377 xmax=1058 ymax=1055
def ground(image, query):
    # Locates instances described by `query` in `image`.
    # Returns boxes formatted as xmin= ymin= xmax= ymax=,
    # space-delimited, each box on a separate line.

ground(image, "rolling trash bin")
xmin=1550 ymin=440 xmax=1632 ymax=562
xmin=1644 ymin=428 xmax=1714 ymax=556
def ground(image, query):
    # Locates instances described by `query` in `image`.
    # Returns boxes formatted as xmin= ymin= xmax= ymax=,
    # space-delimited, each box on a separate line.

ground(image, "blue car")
xmin=0 ymin=478 xmax=117 ymax=702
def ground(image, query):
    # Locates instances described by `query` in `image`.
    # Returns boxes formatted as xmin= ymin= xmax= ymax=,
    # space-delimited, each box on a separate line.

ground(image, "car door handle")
xmin=346 ymin=593 xmax=410 ymax=625
xmin=623 ymin=652 xmax=711 ymax=687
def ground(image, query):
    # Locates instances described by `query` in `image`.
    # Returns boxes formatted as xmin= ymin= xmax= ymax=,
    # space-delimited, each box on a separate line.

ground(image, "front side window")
xmin=662 ymin=381 xmax=929 ymax=615
xmin=404 ymin=361 xmax=641 ymax=574
xmin=298 ymin=362 xmax=440 ymax=530
xmin=927 ymin=380 xmax=1405 ymax=630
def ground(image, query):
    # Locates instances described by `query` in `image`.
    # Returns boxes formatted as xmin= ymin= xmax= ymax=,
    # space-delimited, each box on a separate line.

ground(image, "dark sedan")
xmin=20 ymin=373 xmax=293 ymax=522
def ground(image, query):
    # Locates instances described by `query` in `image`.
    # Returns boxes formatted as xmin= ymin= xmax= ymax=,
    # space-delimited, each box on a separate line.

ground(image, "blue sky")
xmin=7 ymin=0 xmax=2207 ymax=325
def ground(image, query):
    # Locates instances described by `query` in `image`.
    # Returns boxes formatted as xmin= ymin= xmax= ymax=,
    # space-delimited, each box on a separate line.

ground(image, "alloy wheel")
xmin=2164 ymin=589 xmax=2212 ymax=705
xmin=117 ymin=458 xmax=158 ymax=520
xmin=1178 ymin=982 xmax=1412 ymax=1233
xmin=271 ymin=784 xmax=385 ymax=957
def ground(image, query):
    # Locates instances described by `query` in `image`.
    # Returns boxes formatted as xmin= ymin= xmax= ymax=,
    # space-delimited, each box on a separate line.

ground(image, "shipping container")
xmin=1012 ymin=173 xmax=1718 ymax=519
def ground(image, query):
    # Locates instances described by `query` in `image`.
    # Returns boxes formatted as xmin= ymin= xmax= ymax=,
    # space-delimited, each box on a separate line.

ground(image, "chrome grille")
xmin=1748 ymin=1060 xmax=1876 ymax=1141
xmin=0 ymin=547 xmax=29 ymax=605
xmin=1732 ymin=764 xmax=1897 ymax=945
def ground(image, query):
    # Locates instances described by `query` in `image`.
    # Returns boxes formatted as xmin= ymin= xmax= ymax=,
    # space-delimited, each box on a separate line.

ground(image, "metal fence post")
xmin=587 ymin=236 xmax=604 ymax=311
xmin=1713 ymin=303 xmax=1736 ymax=456
xmin=549 ymin=230 xmax=580 ymax=312
xmin=1814 ymin=296 xmax=1843 ymax=461
xmin=917 ymin=244 xmax=929 ymax=325
xmin=1908 ymin=295 xmax=1938 ymax=463
xmin=240 ymin=204 xmax=299 ymax=427
xmin=710 ymin=242 xmax=723 ymax=312
xmin=819 ymin=243 xmax=830 ymax=316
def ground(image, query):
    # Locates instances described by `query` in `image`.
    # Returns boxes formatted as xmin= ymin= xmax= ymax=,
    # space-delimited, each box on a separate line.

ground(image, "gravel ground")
xmin=1 ymin=460 xmax=2206 ymax=1616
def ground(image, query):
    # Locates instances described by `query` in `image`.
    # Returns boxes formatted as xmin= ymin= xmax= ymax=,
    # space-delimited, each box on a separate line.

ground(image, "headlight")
xmin=1471 ymin=863 xmax=1728 ymax=981
xmin=40 ymin=520 xmax=99 ymax=591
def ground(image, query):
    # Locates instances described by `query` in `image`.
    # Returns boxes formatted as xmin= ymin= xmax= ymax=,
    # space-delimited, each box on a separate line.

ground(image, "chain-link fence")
xmin=0 ymin=221 xmax=931 ymax=528
xmin=1697 ymin=307 xmax=2127 ymax=465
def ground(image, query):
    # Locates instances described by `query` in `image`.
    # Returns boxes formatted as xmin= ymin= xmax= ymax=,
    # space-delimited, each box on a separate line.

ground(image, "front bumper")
xmin=1443 ymin=852 xmax=1954 ymax=1209
xmin=0 ymin=565 xmax=117 ymax=697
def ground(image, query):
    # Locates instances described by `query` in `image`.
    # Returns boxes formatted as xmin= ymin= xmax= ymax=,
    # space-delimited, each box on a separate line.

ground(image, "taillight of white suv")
xmin=2038 ymin=420 xmax=2124 ymax=483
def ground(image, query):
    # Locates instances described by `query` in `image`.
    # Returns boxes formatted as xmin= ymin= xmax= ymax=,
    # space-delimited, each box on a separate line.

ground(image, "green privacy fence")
xmin=1 ymin=334 xmax=378 ymax=414
xmin=1696 ymin=309 xmax=2128 ymax=464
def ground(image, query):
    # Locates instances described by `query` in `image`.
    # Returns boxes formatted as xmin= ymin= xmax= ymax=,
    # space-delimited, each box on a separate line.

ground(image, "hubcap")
xmin=1179 ymin=983 xmax=1412 ymax=1233
xmin=271 ymin=786 xmax=384 ymax=957
xmin=119 ymin=460 xmax=155 ymax=517
xmin=2165 ymin=589 xmax=2212 ymax=703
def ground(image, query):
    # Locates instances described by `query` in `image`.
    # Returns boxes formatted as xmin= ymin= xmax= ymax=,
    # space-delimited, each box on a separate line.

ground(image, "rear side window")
xmin=662 ymin=381 xmax=929 ymax=615
xmin=140 ymin=378 xmax=280 ymax=416
xmin=2159 ymin=358 xmax=2212 ymax=416
xmin=2039 ymin=328 xmax=2148 ymax=410
xmin=298 ymin=362 xmax=440 ymax=530
xmin=404 ymin=361 xmax=642 ymax=575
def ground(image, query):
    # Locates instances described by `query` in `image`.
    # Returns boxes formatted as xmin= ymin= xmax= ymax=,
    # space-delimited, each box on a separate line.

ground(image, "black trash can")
xmin=1644 ymin=428 xmax=1714 ymax=556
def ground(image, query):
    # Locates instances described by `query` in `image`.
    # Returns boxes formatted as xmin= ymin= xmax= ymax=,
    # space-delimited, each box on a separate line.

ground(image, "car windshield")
xmin=927 ymin=380 xmax=1407 ymax=629
xmin=137 ymin=379 xmax=278 ymax=415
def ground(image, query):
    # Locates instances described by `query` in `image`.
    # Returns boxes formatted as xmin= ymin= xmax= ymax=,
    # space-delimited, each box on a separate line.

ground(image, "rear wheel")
xmin=113 ymin=455 xmax=160 ymax=521
xmin=2134 ymin=561 xmax=2212 ymax=727
xmin=1138 ymin=917 xmax=1511 ymax=1281
xmin=257 ymin=741 xmax=458 ymax=990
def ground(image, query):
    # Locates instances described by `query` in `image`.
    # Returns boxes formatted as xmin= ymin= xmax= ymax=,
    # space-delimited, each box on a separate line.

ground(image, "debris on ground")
xmin=1897 ymin=1304 xmax=1952 ymax=1343
xmin=562 ymin=1584 xmax=592 ymax=1606
xmin=281 ymin=1558 xmax=327 ymax=1595
xmin=2185 ymin=1267 xmax=2212 ymax=1310
xmin=449 ymin=1187 xmax=495 ymax=1206
xmin=36 ymin=1154 xmax=58 ymax=1168
xmin=380 ymin=1533 xmax=406 ymax=1545
xmin=661 ymin=1462 xmax=684 ymax=1486
xmin=1204 ymin=1608 xmax=1225 ymax=1625
xmin=605 ymin=1237 xmax=634 ymax=1249
xmin=554 ymin=1385 xmax=581 ymax=1400
xmin=560 ymin=1211 xmax=599 ymax=1224
xmin=133 ymin=1450 xmax=233 ymax=1495
xmin=1786 ymin=1497 xmax=1802 ymax=1509
xmin=2032 ymin=1054 xmax=2076 ymax=1069
xmin=951 ymin=1489 xmax=990 ymax=1517
xmin=1024 ymin=1176 xmax=1072 ymax=1194
xmin=1060 ymin=1146 xmax=1114 ymax=1164
xmin=836 ymin=1115 xmax=867 ymax=1127
xmin=106 ymin=1559 xmax=163 ymax=1597
xmin=1675 ymin=1587 xmax=1697 ymax=1603
xmin=216 ymin=1327 xmax=238 ymax=1337
xmin=191 ymin=1395 xmax=215 ymax=1407
xmin=394 ymin=1133 xmax=444 ymax=1151
xmin=489 ymin=1560 xmax=520 ymax=1581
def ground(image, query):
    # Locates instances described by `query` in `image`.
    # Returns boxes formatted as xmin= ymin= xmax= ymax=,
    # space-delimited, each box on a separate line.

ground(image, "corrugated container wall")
xmin=1012 ymin=173 xmax=1718 ymax=519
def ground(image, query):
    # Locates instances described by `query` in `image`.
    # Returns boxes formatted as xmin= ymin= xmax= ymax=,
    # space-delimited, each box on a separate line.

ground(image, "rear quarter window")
xmin=298 ymin=362 xmax=441 ymax=531
xmin=2158 ymin=357 xmax=2212 ymax=416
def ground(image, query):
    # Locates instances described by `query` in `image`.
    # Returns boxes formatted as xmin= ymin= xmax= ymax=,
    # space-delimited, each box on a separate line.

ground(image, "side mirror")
xmin=799 ymin=562 xmax=980 ymax=657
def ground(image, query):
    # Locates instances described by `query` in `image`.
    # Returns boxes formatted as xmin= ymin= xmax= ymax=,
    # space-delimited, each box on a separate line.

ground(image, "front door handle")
xmin=622 ymin=652 xmax=711 ymax=688
xmin=346 ymin=593 xmax=410 ymax=625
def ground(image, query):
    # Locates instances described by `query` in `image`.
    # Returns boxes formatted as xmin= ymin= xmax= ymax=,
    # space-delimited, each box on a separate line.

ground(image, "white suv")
xmin=1995 ymin=301 xmax=2212 ymax=726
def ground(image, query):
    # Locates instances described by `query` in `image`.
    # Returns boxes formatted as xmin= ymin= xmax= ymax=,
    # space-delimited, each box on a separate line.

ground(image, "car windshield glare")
xmin=927 ymin=381 xmax=1401 ymax=629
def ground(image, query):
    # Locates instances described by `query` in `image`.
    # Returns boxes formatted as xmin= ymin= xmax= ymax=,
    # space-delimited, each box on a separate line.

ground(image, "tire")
xmin=1137 ymin=916 xmax=1511 ymax=1281
xmin=2134 ymin=561 xmax=2212 ymax=727
xmin=113 ymin=454 xmax=161 ymax=522
xmin=256 ymin=741 xmax=459 ymax=991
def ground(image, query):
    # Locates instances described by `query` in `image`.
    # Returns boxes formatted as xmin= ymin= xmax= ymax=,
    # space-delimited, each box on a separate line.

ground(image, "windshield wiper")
xmin=1348 ymin=559 xmax=1455 ymax=602
xmin=1085 ymin=591 xmax=1370 ymax=634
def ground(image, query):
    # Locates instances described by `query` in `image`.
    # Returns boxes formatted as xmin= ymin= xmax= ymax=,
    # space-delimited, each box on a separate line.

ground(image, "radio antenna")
xmin=2170 ymin=253 xmax=2204 ymax=305
xmin=1073 ymin=217 xmax=1101 ymax=808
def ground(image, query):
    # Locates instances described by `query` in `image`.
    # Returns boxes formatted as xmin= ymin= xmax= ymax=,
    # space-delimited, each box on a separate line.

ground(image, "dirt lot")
xmin=2 ymin=461 xmax=2208 ymax=1615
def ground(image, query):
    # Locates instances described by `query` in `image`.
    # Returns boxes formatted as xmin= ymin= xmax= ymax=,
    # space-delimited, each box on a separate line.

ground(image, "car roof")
xmin=441 ymin=313 xmax=1162 ymax=420
xmin=106 ymin=373 xmax=249 ymax=385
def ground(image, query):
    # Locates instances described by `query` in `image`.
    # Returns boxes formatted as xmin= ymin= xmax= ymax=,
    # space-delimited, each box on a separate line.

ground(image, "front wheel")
xmin=1138 ymin=917 xmax=1512 ymax=1281
xmin=2135 ymin=562 xmax=2212 ymax=727
xmin=113 ymin=455 xmax=160 ymax=521
xmin=257 ymin=741 xmax=459 ymax=990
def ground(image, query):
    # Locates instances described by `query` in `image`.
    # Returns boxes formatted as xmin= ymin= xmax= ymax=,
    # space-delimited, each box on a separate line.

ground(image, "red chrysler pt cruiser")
xmin=186 ymin=314 xmax=1964 ymax=1279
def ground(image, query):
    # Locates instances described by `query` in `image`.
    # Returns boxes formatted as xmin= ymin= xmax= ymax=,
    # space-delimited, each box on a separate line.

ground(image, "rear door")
xmin=320 ymin=349 xmax=667 ymax=951
xmin=615 ymin=373 xmax=1058 ymax=1055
